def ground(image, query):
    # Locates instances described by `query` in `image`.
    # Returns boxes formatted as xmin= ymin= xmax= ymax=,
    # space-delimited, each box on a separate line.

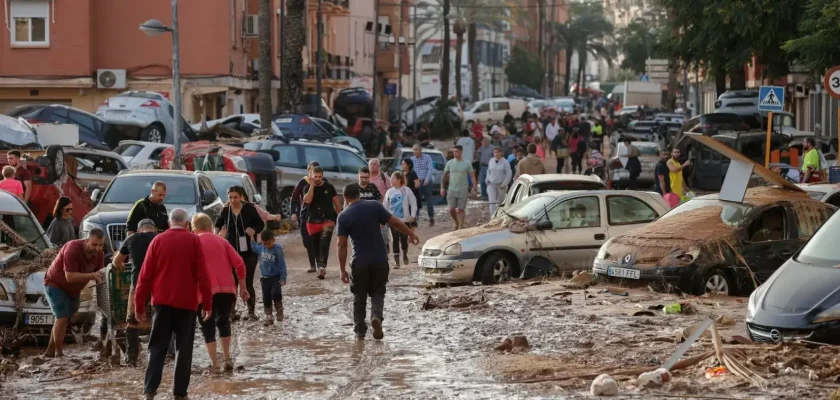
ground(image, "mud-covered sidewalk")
xmin=2 ymin=203 xmax=840 ymax=399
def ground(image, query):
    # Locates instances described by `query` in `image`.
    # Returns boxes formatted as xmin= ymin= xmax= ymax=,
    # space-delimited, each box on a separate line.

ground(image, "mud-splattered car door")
xmin=739 ymin=205 xmax=802 ymax=284
xmin=541 ymin=195 xmax=608 ymax=270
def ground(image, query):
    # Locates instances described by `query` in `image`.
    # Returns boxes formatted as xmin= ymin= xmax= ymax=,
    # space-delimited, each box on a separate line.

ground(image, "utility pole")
xmin=491 ymin=29 xmax=496 ymax=97
xmin=412 ymin=0 xmax=418 ymax=132
xmin=372 ymin=0 xmax=380 ymax=119
xmin=278 ymin=0 xmax=286 ymax=112
xmin=682 ymin=60 xmax=690 ymax=118
xmin=316 ymin=0 xmax=323 ymax=117
xmin=397 ymin=0 xmax=404 ymax=119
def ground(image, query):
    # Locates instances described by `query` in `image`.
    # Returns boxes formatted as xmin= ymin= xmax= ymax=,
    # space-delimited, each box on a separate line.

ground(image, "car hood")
xmin=423 ymin=222 xmax=511 ymax=251
xmin=754 ymin=260 xmax=840 ymax=314
xmin=0 ymin=115 xmax=39 ymax=148
xmin=85 ymin=203 xmax=197 ymax=224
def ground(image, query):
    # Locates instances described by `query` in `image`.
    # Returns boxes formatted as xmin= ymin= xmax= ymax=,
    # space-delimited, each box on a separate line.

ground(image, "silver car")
xmin=493 ymin=174 xmax=607 ymax=219
xmin=96 ymin=91 xmax=195 ymax=145
xmin=389 ymin=147 xmax=446 ymax=196
xmin=63 ymin=146 xmax=128 ymax=192
xmin=419 ymin=190 xmax=669 ymax=285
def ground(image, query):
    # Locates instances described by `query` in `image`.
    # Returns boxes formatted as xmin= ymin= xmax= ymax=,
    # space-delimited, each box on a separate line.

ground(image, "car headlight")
xmin=746 ymin=289 xmax=757 ymax=320
xmin=443 ymin=244 xmax=462 ymax=256
xmin=81 ymin=221 xmax=102 ymax=238
xmin=79 ymin=287 xmax=94 ymax=302
xmin=231 ymin=156 xmax=247 ymax=172
xmin=595 ymin=239 xmax=612 ymax=260
xmin=0 ymin=283 xmax=8 ymax=301
xmin=814 ymin=304 xmax=840 ymax=324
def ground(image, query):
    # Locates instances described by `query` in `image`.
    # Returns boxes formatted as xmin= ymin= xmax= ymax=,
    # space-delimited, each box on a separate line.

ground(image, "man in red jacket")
xmin=135 ymin=208 xmax=211 ymax=400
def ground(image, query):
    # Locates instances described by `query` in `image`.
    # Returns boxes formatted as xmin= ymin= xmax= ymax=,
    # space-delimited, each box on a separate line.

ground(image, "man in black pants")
xmin=291 ymin=162 xmax=320 ymax=273
xmin=303 ymin=167 xmax=342 ymax=280
xmin=337 ymin=184 xmax=418 ymax=340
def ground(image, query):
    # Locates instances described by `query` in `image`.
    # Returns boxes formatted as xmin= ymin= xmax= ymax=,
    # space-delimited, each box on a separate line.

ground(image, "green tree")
xmin=551 ymin=2 xmax=612 ymax=96
xmin=616 ymin=19 xmax=662 ymax=75
xmin=504 ymin=45 xmax=544 ymax=91
xmin=783 ymin=0 xmax=840 ymax=76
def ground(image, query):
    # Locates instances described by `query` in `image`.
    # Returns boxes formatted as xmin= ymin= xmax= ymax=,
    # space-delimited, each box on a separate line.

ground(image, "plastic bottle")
xmin=637 ymin=368 xmax=672 ymax=387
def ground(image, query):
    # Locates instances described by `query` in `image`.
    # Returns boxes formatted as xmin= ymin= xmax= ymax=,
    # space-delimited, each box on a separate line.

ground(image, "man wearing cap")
xmin=113 ymin=218 xmax=158 ymax=366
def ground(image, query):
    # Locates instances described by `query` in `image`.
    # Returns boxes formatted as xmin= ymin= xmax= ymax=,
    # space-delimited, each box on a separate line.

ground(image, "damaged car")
xmin=746 ymin=208 xmax=840 ymax=344
xmin=0 ymin=190 xmax=96 ymax=338
xmin=419 ymin=190 xmax=669 ymax=284
xmin=593 ymin=187 xmax=835 ymax=296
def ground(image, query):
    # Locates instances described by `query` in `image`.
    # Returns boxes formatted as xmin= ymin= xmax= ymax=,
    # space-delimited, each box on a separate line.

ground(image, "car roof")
xmin=203 ymin=171 xmax=248 ymax=178
xmin=117 ymin=169 xmax=200 ymax=177
xmin=520 ymin=173 xmax=603 ymax=184
xmin=526 ymin=190 xmax=636 ymax=200
xmin=257 ymin=139 xmax=358 ymax=152
xmin=0 ymin=190 xmax=30 ymax=214
xmin=797 ymin=183 xmax=839 ymax=194
xmin=692 ymin=186 xmax=813 ymax=207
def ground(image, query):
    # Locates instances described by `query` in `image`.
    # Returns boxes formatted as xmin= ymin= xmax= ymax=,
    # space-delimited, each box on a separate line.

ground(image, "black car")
xmin=8 ymin=104 xmax=122 ymax=150
xmin=505 ymin=85 xmax=546 ymax=99
xmin=672 ymin=112 xmax=748 ymax=149
xmin=333 ymin=87 xmax=373 ymax=125
xmin=746 ymin=207 xmax=840 ymax=344
xmin=689 ymin=131 xmax=785 ymax=191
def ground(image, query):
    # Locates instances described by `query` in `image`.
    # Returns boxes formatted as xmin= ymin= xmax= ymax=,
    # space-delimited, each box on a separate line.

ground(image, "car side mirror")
xmin=91 ymin=188 xmax=101 ymax=204
xmin=535 ymin=220 xmax=553 ymax=230
xmin=202 ymin=190 xmax=218 ymax=206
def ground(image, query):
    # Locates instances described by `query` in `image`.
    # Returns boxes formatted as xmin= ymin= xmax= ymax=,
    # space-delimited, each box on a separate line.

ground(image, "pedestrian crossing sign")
xmin=758 ymin=86 xmax=784 ymax=112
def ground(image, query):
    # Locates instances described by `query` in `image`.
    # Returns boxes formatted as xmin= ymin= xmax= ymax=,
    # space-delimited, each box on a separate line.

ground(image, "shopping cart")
xmin=95 ymin=263 xmax=150 ymax=362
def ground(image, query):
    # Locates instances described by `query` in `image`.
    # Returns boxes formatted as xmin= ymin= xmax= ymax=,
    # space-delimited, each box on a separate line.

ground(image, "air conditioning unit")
xmin=96 ymin=69 xmax=127 ymax=89
xmin=244 ymin=15 xmax=258 ymax=37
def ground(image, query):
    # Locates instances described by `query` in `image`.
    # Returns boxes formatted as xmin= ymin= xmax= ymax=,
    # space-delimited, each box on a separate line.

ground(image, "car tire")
xmin=480 ymin=252 xmax=514 ymax=285
xmin=141 ymin=123 xmax=166 ymax=143
xmin=45 ymin=144 xmax=65 ymax=182
xmin=279 ymin=187 xmax=294 ymax=218
xmin=696 ymin=268 xmax=734 ymax=296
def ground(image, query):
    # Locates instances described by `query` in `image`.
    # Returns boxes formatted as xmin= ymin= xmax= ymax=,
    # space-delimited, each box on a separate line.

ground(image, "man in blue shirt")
xmin=337 ymin=183 xmax=418 ymax=341
xmin=410 ymin=144 xmax=435 ymax=226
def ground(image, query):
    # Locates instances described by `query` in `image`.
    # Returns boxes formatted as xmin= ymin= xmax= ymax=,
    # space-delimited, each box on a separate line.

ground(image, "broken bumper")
xmin=592 ymin=259 xmax=686 ymax=282
xmin=419 ymin=255 xmax=479 ymax=284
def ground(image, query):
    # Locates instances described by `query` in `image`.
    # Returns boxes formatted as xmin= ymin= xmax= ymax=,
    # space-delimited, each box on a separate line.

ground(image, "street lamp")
xmin=140 ymin=1 xmax=183 ymax=170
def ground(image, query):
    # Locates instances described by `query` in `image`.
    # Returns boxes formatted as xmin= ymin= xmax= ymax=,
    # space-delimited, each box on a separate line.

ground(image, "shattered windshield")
xmin=659 ymin=199 xmax=752 ymax=226
xmin=506 ymin=195 xmax=556 ymax=220
xmin=796 ymin=212 xmax=840 ymax=267
xmin=1 ymin=214 xmax=50 ymax=252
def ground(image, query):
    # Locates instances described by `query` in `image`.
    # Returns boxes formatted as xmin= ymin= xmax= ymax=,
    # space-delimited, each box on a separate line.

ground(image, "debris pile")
xmin=422 ymin=290 xmax=487 ymax=310
xmin=495 ymin=336 xmax=530 ymax=353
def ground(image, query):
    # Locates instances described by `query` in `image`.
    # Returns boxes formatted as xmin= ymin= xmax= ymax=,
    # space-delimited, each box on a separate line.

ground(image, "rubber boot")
xmin=393 ymin=254 xmax=400 ymax=269
xmin=263 ymin=308 xmax=274 ymax=326
xmin=125 ymin=327 xmax=139 ymax=367
xmin=274 ymin=300 xmax=284 ymax=322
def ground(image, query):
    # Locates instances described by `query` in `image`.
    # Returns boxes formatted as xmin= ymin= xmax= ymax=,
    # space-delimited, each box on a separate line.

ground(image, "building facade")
xmin=508 ymin=0 xmax=569 ymax=96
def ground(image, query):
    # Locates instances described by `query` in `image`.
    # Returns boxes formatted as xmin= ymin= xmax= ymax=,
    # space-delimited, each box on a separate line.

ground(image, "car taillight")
xmin=140 ymin=100 xmax=161 ymax=108
xmin=25 ymin=118 xmax=42 ymax=124
xmin=300 ymin=117 xmax=311 ymax=124
xmin=703 ymin=124 xmax=712 ymax=130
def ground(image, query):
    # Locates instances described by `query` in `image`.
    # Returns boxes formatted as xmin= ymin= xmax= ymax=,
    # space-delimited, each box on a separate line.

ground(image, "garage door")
xmin=0 ymin=99 xmax=72 ymax=115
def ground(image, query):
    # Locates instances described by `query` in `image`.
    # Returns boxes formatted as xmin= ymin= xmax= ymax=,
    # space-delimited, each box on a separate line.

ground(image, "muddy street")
xmin=3 ymin=201 xmax=840 ymax=399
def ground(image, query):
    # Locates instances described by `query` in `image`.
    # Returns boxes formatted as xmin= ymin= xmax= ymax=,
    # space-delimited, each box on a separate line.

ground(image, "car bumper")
xmin=592 ymin=259 xmax=685 ymax=282
xmin=419 ymin=255 xmax=478 ymax=283
xmin=745 ymin=320 xmax=840 ymax=345
xmin=0 ymin=306 xmax=96 ymax=335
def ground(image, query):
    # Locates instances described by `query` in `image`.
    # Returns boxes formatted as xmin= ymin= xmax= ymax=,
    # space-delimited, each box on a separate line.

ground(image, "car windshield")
xmin=102 ymin=176 xmax=196 ymax=204
xmin=506 ymin=195 xmax=556 ymax=220
xmin=1 ymin=213 xmax=50 ymax=251
xmin=659 ymin=199 xmax=752 ymax=226
xmin=208 ymin=176 xmax=244 ymax=202
xmin=796 ymin=211 xmax=840 ymax=267
xmin=118 ymin=144 xmax=144 ymax=157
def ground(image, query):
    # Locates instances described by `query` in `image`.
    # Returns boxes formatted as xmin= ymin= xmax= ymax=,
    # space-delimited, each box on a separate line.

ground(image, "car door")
xmin=605 ymin=195 xmax=660 ymax=237
xmin=693 ymin=143 xmax=724 ymax=191
xmin=540 ymin=195 xmax=607 ymax=270
xmin=271 ymin=143 xmax=306 ymax=188
xmin=740 ymin=206 xmax=799 ymax=283
xmin=494 ymin=180 xmax=524 ymax=218
xmin=303 ymin=146 xmax=343 ymax=188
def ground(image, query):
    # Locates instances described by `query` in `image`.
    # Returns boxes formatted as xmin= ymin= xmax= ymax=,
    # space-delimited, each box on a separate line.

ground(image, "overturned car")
xmin=593 ymin=187 xmax=835 ymax=296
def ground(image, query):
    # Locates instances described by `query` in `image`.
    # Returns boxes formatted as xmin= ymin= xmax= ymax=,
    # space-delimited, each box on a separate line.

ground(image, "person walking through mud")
xmin=215 ymin=186 xmax=264 ymax=320
xmin=357 ymin=166 xmax=382 ymax=201
xmin=113 ymin=218 xmax=158 ymax=366
xmin=368 ymin=158 xmax=393 ymax=253
xmin=383 ymin=171 xmax=417 ymax=268
xmin=291 ymin=161 xmax=321 ymax=273
xmin=303 ymin=166 xmax=342 ymax=279
xmin=191 ymin=213 xmax=248 ymax=372
xmin=442 ymin=145 xmax=477 ymax=231
xmin=410 ymin=144 xmax=436 ymax=226
xmin=623 ymin=137 xmax=642 ymax=190
xmin=135 ymin=209 xmax=212 ymax=400
xmin=46 ymin=196 xmax=76 ymax=248
xmin=249 ymin=229 xmax=287 ymax=326
xmin=42 ymin=230 xmax=105 ymax=358
xmin=486 ymin=146 xmax=512 ymax=215
xmin=337 ymin=183 xmax=418 ymax=340
xmin=127 ymin=181 xmax=169 ymax=235
xmin=0 ymin=165 xmax=23 ymax=198
xmin=516 ymin=143 xmax=546 ymax=177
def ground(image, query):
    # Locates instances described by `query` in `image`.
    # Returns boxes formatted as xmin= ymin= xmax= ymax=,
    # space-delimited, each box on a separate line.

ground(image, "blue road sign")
xmin=758 ymin=86 xmax=784 ymax=112
xmin=384 ymin=83 xmax=397 ymax=96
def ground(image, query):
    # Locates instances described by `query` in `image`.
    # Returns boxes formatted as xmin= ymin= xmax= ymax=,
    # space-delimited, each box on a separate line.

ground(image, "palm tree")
xmin=258 ymin=0 xmax=272 ymax=128
xmin=281 ymin=0 xmax=306 ymax=113
xmin=556 ymin=2 xmax=613 ymax=97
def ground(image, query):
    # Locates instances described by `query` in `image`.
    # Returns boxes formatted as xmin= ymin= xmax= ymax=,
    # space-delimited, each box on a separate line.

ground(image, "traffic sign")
xmin=758 ymin=86 xmax=784 ymax=112
xmin=384 ymin=83 xmax=397 ymax=96
xmin=824 ymin=66 xmax=840 ymax=100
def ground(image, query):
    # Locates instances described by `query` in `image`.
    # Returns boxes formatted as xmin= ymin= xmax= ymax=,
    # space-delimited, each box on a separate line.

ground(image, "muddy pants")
xmin=299 ymin=216 xmax=317 ymax=268
xmin=197 ymin=293 xmax=235 ymax=344
xmin=241 ymin=252 xmax=258 ymax=314
xmin=390 ymin=227 xmax=408 ymax=256
xmin=144 ymin=305 xmax=196 ymax=397
xmin=260 ymin=276 xmax=283 ymax=310
xmin=350 ymin=263 xmax=390 ymax=336
xmin=309 ymin=227 xmax=334 ymax=269
xmin=126 ymin=284 xmax=175 ymax=363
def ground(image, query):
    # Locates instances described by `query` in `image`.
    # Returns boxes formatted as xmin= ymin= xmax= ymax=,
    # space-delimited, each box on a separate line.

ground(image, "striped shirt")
xmin=412 ymin=154 xmax=433 ymax=182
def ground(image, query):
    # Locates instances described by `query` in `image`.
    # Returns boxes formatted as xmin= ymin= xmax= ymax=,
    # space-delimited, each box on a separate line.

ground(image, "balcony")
xmin=308 ymin=0 xmax=350 ymax=15
xmin=304 ymin=52 xmax=353 ymax=89
xmin=375 ymin=44 xmax=410 ymax=77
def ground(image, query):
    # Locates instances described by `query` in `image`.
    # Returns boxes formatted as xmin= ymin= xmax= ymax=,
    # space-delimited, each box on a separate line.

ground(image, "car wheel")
xmin=46 ymin=145 xmax=65 ymax=182
xmin=480 ymin=252 xmax=513 ymax=285
xmin=698 ymin=268 xmax=733 ymax=296
xmin=279 ymin=187 xmax=294 ymax=218
xmin=141 ymin=123 xmax=166 ymax=143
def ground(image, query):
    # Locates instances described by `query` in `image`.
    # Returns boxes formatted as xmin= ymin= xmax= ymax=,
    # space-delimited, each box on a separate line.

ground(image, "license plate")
xmin=275 ymin=118 xmax=293 ymax=123
xmin=420 ymin=258 xmax=436 ymax=268
xmin=25 ymin=314 xmax=55 ymax=325
xmin=607 ymin=266 xmax=640 ymax=279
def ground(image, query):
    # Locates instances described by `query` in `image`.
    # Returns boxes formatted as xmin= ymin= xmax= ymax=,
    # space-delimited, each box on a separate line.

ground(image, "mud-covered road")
xmin=3 ymin=202 xmax=840 ymax=399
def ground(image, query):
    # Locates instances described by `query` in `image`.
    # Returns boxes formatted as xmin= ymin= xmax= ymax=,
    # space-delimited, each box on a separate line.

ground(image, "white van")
xmin=462 ymin=97 xmax=527 ymax=128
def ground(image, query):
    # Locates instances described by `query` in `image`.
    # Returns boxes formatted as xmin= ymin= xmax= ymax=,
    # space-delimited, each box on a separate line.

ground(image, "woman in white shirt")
xmin=383 ymin=171 xmax=418 ymax=268
xmin=485 ymin=146 xmax=513 ymax=215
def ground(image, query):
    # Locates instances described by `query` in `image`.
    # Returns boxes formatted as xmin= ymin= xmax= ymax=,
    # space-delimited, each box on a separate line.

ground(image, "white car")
xmin=97 ymin=90 xmax=196 ymax=145
xmin=798 ymin=183 xmax=840 ymax=207
xmin=527 ymin=99 xmax=557 ymax=119
xmin=191 ymin=113 xmax=283 ymax=137
xmin=0 ymin=191 xmax=96 ymax=337
xmin=419 ymin=190 xmax=669 ymax=284
xmin=462 ymin=97 xmax=527 ymax=128
xmin=113 ymin=140 xmax=172 ymax=169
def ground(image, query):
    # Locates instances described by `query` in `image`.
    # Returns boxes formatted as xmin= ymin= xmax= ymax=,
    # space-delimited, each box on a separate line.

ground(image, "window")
xmin=119 ymin=145 xmax=144 ymax=158
xmin=303 ymin=146 xmax=338 ymax=172
xmin=494 ymin=102 xmax=510 ymax=111
xmin=796 ymin=204 xmax=833 ymax=238
xmin=271 ymin=145 xmax=303 ymax=169
xmin=73 ymin=154 xmax=125 ymax=175
xmin=148 ymin=147 xmax=166 ymax=161
xmin=68 ymin=111 xmax=99 ymax=140
xmin=477 ymin=102 xmax=491 ymax=113
xmin=103 ymin=176 xmax=196 ymax=204
xmin=546 ymin=196 xmax=601 ymax=229
xmin=607 ymin=196 xmax=658 ymax=225
xmin=337 ymin=149 xmax=367 ymax=174
xmin=11 ymin=0 xmax=49 ymax=46
xmin=747 ymin=207 xmax=786 ymax=242
xmin=198 ymin=176 xmax=216 ymax=200
xmin=506 ymin=182 xmax=523 ymax=207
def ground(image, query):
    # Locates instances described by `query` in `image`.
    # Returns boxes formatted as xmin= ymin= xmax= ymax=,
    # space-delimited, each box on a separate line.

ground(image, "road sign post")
xmin=824 ymin=66 xmax=840 ymax=165
xmin=758 ymin=86 xmax=785 ymax=167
